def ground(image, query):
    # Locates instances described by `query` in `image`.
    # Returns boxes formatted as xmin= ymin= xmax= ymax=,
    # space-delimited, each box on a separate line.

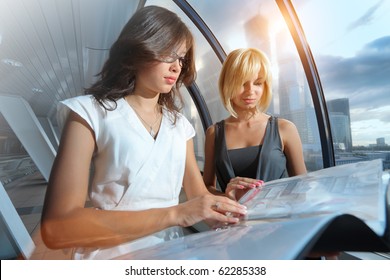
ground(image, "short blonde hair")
xmin=218 ymin=48 xmax=272 ymax=118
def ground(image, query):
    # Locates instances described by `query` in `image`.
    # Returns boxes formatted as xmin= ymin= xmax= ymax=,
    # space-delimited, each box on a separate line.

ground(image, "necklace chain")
xmin=130 ymin=104 xmax=161 ymax=138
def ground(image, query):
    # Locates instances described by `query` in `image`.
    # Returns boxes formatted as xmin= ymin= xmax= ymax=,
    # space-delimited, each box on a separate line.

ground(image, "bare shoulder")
xmin=277 ymin=117 xmax=298 ymax=132
xmin=205 ymin=123 xmax=216 ymax=138
xmin=277 ymin=117 xmax=302 ymax=149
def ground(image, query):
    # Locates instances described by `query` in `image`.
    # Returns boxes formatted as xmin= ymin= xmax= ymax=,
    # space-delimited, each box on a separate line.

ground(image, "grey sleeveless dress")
xmin=214 ymin=116 xmax=288 ymax=192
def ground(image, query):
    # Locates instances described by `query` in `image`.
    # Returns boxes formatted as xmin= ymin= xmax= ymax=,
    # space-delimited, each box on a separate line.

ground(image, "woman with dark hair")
xmin=41 ymin=6 xmax=246 ymax=259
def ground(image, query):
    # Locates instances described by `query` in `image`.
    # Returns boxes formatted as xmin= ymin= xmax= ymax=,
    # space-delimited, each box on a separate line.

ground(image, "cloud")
xmin=316 ymin=36 xmax=390 ymax=111
xmin=363 ymin=36 xmax=390 ymax=52
xmin=346 ymin=0 xmax=384 ymax=32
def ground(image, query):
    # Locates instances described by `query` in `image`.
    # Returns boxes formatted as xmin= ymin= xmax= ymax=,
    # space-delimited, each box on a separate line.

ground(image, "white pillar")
xmin=0 ymin=95 xmax=56 ymax=181
xmin=38 ymin=117 xmax=59 ymax=151
xmin=0 ymin=181 xmax=35 ymax=259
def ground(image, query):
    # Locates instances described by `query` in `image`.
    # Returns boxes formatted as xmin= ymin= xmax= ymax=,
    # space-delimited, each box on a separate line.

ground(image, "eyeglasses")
xmin=158 ymin=52 xmax=188 ymax=68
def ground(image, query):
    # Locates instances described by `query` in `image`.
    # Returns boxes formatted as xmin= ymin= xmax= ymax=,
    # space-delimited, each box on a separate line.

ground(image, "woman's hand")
xmin=173 ymin=194 xmax=247 ymax=228
xmin=225 ymin=177 xmax=264 ymax=201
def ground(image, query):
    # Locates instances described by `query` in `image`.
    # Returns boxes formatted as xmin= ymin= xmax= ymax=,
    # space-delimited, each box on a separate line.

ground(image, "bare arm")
xmin=278 ymin=118 xmax=307 ymax=176
xmin=202 ymin=125 xmax=223 ymax=195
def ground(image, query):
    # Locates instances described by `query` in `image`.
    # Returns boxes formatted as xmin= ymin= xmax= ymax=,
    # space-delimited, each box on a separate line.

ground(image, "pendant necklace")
xmin=130 ymin=104 xmax=161 ymax=138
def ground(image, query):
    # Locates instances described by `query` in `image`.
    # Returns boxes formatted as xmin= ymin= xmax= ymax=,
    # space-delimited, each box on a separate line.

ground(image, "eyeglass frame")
xmin=158 ymin=52 xmax=188 ymax=68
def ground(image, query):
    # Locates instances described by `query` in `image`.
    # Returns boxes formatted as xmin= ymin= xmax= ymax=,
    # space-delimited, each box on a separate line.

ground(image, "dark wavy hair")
xmin=85 ymin=5 xmax=196 ymax=123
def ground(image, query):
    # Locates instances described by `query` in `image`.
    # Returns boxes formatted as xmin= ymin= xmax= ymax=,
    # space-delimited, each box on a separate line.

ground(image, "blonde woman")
xmin=203 ymin=48 xmax=307 ymax=201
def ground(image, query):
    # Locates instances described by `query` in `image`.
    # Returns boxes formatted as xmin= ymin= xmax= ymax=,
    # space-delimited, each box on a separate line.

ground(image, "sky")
xmin=294 ymin=0 xmax=390 ymax=146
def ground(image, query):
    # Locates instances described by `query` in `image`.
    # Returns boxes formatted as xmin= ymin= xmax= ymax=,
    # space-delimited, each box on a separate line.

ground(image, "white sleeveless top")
xmin=57 ymin=95 xmax=195 ymax=259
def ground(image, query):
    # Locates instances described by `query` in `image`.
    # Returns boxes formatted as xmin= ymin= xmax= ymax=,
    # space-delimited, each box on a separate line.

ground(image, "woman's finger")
xmin=229 ymin=177 xmax=263 ymax=189
xmin=210 ymin=198 xmax=247 ymax=216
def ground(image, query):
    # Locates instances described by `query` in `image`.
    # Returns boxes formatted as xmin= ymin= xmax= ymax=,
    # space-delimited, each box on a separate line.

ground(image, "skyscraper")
xmin=326 ymin=98 xmax=353 ymax=152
